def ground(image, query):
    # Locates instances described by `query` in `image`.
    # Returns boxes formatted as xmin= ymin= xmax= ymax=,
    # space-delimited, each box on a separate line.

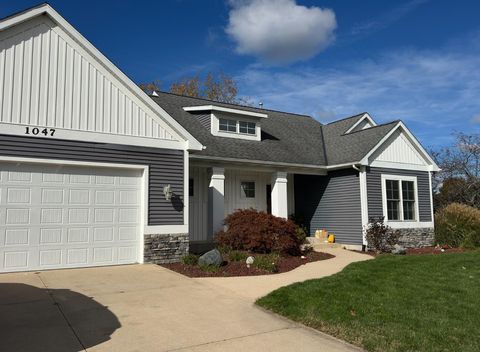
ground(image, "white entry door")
xmin=0 ymin=162 xmax=143 ymax=273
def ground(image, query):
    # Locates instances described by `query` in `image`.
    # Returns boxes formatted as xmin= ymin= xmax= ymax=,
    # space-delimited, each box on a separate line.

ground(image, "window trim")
xmin=218 ymin=118 xmax=237 ymax=133
xmin=381 ymin=174 xmax=419 ymax=223
xmin=238 ymin=121 xmax=256 ymax=135
xmin=240 ymin=181 xmax=256 ymax=199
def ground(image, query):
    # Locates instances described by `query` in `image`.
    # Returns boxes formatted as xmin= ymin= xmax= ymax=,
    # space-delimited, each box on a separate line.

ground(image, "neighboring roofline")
xmin=360 ymin=121 xmax=440 ymax=171
xmin=155 ymin=91 xmax=313 ymax=119
xmin=0 ymin=3 xmax=203 ymax=151
xmin=183 ymin=105 xmax=268 ymax=118
xmin=344 ymin=113 xmax=377 ymax=134
xmin=326 ymin=112 xmax=367 ymax=125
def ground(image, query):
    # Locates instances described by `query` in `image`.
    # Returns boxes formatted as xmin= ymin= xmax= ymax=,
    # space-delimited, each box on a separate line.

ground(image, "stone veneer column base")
xmin=397 ymin=228 xmax=434 ymax=248
xmin=144 ymin=234 xmax=189 ymax=264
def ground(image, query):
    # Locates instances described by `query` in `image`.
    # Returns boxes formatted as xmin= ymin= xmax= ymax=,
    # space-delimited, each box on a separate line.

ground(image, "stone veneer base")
xmin=397 ymin=227 xmax=434 ymax=248
xmin=144 ymin=233 xmax=189 ymax=264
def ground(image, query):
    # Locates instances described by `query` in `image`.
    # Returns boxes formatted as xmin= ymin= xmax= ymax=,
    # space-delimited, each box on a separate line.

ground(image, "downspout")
xmin=352 ymin=164 xmax=360 ymax=172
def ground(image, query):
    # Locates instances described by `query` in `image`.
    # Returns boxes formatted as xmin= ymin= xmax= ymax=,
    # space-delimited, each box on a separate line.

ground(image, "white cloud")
xmin=236 ymin=34 xmax=480 ymax=146
xmin=226 ymin=0 xmax=336 ymax=64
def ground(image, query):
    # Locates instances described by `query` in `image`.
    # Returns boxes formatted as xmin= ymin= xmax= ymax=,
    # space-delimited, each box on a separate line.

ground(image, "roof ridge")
xmin=342 ymin=120 xmax=400 ymax=136
xmin=326 ymin=112 xmax=367 ymax=125
xmin=150 ymin=91 xmax=314 ymax=119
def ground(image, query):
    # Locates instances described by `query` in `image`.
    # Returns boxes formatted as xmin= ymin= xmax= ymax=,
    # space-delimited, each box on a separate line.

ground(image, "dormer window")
xmin=239 ymin=121 xmax=256 ymax=135
xmin=219 ymin=118 xmax=237 ymax=132
xmin=183 ymin=105 xmax=267 ymax=142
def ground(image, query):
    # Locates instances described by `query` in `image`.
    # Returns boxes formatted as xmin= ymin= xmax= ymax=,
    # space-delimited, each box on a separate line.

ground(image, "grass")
xmin=257 ymin=251 xmax=480 ymax=352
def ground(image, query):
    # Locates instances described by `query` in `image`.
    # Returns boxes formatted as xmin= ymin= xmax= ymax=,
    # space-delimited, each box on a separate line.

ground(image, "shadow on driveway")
xmin=0 ymin=283 xmax=120 ymax=352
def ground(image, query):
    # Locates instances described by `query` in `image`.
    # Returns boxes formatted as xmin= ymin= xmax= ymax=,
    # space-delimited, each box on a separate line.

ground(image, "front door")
xmin=266 ymin=184 xmax=272 ymax=214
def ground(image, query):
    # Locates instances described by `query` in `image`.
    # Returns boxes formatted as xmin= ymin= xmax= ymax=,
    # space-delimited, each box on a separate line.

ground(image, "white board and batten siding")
xmin=369 ymin=129 xmax=428 ymax=170
xmin=0 ymin=14 xmax=181 ymax=147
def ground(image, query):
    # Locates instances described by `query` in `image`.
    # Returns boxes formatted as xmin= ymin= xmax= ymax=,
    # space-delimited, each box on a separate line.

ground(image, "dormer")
xmin=344 ymin=113 xmax=377 ymax=134
xmin=183 ymin=105 xmax=268 ymax=141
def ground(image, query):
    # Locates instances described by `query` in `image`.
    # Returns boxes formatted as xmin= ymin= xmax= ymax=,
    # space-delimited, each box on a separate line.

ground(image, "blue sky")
xmin=2 ymin=0 xmax=479 ymax=148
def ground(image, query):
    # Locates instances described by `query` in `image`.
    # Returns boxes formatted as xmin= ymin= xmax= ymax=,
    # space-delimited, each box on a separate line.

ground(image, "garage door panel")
xmin=0 ymin=162 xmax=142 ymax=272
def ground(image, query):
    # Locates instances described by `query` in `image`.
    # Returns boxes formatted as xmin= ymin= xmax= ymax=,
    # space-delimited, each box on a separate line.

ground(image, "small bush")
xmin=181 ymin=254 xmax=199 ymax=266
xmin=252 ymin=253 xmax=279 ymax=273
xmin=435 ymin=203 xmax=480 ymax=248
xmin=217 ymin=245 xmax=232 ymax=254
xmin=228 ymin=250 xmax=249 ymax=262
xmin=365 ymin=217 xmax=400 ymax=253
xmin=214 ymin=209 xmax=305 ymax=256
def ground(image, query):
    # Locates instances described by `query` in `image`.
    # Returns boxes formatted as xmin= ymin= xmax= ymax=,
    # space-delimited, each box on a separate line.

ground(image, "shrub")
xmin=228 ymin=250 xmax=249 ymax=262
xmin=435 ymin=203 xmax=480 ymax=248
xmin=365 ymin=217 xmax=400 ymax=253
xmin=252 ymin=253 xmax=279 ymax=273
xmin=214 ymin=209 xmax=305 ymax=256
xmin=181 ymin=254 xmax=199 ymax=266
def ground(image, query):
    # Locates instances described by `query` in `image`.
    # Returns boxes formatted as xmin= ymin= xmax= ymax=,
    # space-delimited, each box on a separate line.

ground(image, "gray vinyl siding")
xmin=0 ymin=134 xmax=184 ymax=225
xmin=192 ymin=113 xmax=211 ymax=130
xmin=366 ymin=167 xmax=432 ymax=222
xmin=294 ymin=169 xmax=363 ymax=245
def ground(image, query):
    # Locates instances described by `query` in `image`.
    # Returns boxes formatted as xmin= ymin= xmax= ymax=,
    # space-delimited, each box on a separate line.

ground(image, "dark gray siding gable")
xmin=295 ymin=169 xmax=363 ymax=245
xmin=0 ymin=134 xmax=184 ymax=225
xmin=366 ymin=167 xmax=432 ymax=222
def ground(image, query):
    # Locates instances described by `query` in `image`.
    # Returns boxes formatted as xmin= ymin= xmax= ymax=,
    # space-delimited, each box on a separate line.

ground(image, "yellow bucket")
xmin=327 ymin=234 xmax=335 ymax=243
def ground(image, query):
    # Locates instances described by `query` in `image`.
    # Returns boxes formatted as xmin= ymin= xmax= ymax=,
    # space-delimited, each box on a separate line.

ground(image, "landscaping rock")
xmin=392 ymin=244 xmax=406 ymax=255
xmin=198 ymin=249 xmax=222 ymax=267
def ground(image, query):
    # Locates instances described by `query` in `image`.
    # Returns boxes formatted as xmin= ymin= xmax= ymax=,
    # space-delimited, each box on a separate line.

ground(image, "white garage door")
xmin=0 ymin=162 xmax=143 ymax=273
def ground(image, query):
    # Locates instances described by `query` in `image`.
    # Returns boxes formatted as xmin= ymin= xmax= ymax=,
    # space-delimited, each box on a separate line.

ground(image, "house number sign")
xmin=25 ymin=127 xmax=56 ymax=137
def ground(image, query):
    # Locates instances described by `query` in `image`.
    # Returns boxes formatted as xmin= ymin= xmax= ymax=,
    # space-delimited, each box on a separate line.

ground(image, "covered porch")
xmin=188 ymin=165 xmax=299 ymax=252
xmin=188 ymin=163 xmax=364 ymax=253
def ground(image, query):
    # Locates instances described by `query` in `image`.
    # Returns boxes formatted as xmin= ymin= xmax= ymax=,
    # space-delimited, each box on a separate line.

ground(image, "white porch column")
xmin=208 ymin=167 xmax=225 ymax=238
xmin=271 ymin=172 xmax=288 ymax=218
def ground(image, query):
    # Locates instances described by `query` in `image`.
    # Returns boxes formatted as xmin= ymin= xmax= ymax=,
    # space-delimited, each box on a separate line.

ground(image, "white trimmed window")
xmin=381 ymin=175 xmax=418 ymax=221
xmin=239 ymin=121 xmax=256 ymax=135
xmin=219 ymin=118 xmax=237 ymax=132
xmin=218 ymin=118 xmax=256 ymax=136
xmin=240 ymin=181 xmax=255 ymax=198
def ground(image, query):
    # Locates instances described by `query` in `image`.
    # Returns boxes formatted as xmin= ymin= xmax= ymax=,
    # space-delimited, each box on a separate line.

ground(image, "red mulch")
xmin=159 ymin=251 xmax=335 ymax=278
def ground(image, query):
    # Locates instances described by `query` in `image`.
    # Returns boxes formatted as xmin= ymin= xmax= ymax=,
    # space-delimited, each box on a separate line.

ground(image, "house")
xmin=0 ymin=4 xmax=439 ymax=273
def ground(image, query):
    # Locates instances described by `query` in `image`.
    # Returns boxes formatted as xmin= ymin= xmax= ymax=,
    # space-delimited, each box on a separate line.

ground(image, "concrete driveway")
xmin=0 ymin=264 xmax=362 ymax=352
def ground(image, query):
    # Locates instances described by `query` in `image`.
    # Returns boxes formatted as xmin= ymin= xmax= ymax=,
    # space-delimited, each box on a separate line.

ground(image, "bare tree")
xmin=169 ymin=72 xmax=253 ymax=105
xmin=138 ymin=80 xmax=162 ymax=95
xmin=433 ymin=132 xmax=480 ymax=209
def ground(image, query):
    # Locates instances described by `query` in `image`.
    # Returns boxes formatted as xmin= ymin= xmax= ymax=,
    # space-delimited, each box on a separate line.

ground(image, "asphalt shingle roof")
xmin=150 ymin=92 xmax=399 ymax=167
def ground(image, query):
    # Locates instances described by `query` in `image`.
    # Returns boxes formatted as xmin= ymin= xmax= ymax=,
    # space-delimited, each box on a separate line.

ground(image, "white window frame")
xmin=239 ymin=121 xmax=256 ymax=135
xmin=381 ymin=174 xmax=419 ymax=224
xmin=240 ymin=181 xmax=256 ymax=199
xmin=219 ymin=118 xmax=237 ymax=133
xmin=211 ymin=113 xmax=261 ymax=141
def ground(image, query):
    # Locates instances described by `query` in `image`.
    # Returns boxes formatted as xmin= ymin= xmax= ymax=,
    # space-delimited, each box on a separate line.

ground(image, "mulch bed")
xmin=160 ymin=251 xmax=335 ymax=278
xmin=353 ymin=246 xmax=470 ymax=257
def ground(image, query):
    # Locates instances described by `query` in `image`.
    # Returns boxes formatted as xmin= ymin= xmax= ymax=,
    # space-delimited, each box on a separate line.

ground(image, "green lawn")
xmin=257 ymin=251 xmax=480 ymax=352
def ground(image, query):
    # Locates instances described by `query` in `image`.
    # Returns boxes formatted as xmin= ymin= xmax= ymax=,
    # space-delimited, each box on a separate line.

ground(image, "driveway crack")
xmin=36 ymin=274 xmax=87 ymax=352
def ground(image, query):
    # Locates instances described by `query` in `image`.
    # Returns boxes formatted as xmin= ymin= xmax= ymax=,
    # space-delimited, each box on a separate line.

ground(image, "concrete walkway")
xmin=196 ymin=248 xmax=373 ymax=301
xmin=0 ymin=261 xmax=364 ymax=352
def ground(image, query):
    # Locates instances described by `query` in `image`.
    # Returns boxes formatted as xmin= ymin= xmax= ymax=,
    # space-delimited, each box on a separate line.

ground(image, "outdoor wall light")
xmin=163 ymin=184 xmax=173 ymax=201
